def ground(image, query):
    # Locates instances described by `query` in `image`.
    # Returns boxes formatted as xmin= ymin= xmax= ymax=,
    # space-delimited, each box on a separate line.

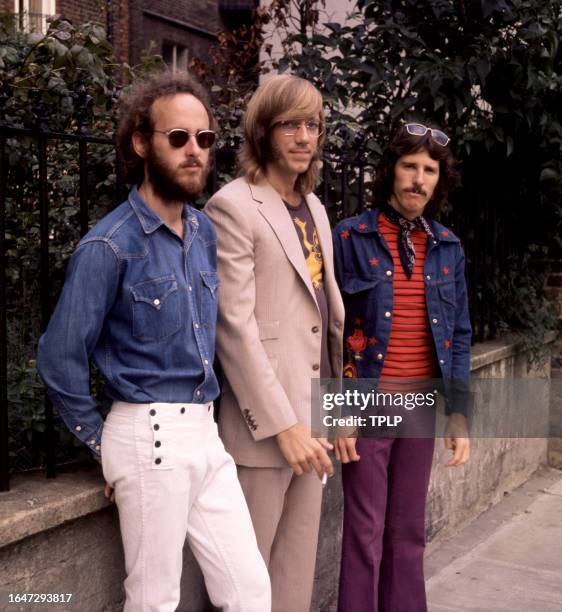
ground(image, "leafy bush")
xmin=1 ymin=13 xmax=162 ymax=471
xmin=274 ymin=0 xmax=561 ymax=344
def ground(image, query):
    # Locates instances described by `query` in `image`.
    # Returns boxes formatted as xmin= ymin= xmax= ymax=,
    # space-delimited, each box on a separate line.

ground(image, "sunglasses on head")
xmin=405 ymin=123 xmax=450 ymax=147
xmin=151 ymin=128 xmax=216 ymax=149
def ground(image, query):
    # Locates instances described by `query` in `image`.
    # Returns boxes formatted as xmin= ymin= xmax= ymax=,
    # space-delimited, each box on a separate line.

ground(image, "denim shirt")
xmin=333 ymin=209 xmax=472 ymax=412
xmin=36 ymin=186 xmax=220 ymax=456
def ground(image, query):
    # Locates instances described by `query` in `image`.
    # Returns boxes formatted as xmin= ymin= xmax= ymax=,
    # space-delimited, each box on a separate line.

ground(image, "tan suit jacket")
xmin=204 ymin=176 xmax=345 ymax=467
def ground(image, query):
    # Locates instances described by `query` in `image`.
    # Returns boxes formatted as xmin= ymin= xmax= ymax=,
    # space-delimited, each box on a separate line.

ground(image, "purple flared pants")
xmin=338 ymin=436 xmax=435 ymax=612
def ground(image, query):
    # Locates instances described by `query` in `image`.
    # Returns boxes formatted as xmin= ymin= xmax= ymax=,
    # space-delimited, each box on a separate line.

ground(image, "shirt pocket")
xmin=437 ymin=280 xmax=456 ymax=332
xmin=200 ymin=270 xmax=219 ymax=329
xmin=131 ymin=275 xmax=181 ymax=341
xmin=340 ymin=274 xmax=381 ymax=326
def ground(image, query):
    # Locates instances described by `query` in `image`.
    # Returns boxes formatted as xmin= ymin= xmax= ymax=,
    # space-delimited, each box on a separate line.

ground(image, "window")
xmin=162 ymin=42 xmax=189 ymax=73
xmin=14 ymin=0 xmax=56 ymax=34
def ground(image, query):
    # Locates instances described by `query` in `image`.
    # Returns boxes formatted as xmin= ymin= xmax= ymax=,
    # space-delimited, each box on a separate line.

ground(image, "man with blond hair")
xmin=205 ymin=74 xmax=345 ymax=611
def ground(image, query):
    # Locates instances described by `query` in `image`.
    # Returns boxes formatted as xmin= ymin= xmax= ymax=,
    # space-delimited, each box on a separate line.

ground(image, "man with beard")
xmin=36 ymin=72 xmax=270 ymax=612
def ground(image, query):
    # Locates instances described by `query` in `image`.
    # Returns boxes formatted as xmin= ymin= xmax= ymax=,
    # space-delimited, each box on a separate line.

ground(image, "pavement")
xmin=424 ymin=466 xmax=562 ymax=612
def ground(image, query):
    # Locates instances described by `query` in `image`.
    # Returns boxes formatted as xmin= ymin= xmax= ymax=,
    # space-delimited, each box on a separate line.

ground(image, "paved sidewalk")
xmin=425 ymin=466 xmax=562 ymax=612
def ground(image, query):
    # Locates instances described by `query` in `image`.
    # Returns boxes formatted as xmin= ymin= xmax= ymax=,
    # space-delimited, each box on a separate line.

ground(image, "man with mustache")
xmin=204 ymin=74 xmax=345 ymax=612
xmin=334 ymin=123 xmax=471 ymax=612
xmin=37 ymin=72 xmax=270 ymax=612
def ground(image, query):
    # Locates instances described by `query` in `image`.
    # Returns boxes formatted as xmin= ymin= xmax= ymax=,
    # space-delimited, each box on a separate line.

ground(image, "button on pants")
xmin=101 ymin=401 xmax=271 ymax=612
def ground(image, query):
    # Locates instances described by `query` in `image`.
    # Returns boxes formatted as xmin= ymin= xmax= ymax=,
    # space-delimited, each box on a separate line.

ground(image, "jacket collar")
xmin=249 ymin=177 xmax=321 ymax=306
xmin=349 ymin=207 xmax=459 ymax=243
xmin=128 ymin=185 xmax=198 ymax=235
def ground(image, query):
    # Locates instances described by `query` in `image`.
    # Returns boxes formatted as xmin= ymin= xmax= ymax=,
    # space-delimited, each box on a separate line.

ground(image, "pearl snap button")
xmin=153 ymin=298 xmax=160 ymax=306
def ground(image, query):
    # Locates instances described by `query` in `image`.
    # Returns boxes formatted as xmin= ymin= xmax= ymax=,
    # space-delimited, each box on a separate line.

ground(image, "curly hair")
xmin=238 ymin=74 xmax=326 ymax=195
xmin=116 ymin=70 xmax=217 ymax=185
xmin=373 ymin=123 xmax=460 ymax=217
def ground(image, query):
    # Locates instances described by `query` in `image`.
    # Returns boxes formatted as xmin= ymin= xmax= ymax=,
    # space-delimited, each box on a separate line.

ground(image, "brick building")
xmin=3 ymin=0 xmax=255 ymax=69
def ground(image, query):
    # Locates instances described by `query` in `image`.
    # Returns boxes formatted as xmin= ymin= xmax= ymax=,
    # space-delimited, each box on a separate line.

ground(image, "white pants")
xmin=101 ymin=401 xmax=271 ymax=612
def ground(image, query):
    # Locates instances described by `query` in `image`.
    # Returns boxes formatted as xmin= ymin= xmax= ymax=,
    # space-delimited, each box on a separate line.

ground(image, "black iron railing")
xmin=0 ymin=124 xmax=504 ymax=490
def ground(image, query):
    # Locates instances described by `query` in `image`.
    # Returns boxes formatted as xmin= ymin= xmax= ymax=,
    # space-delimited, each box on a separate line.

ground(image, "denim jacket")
xmin=36 ymin=186 xmax=220 ymax=456
xmin=333 ymin=208 xmax=471 ymax=412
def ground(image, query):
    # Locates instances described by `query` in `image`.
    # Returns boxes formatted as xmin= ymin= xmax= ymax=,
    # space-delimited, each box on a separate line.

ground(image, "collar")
xmin=128 ymin=185 xmax=198 ymax=235
xmin=349 ymin=207 xmax=459 ymax=243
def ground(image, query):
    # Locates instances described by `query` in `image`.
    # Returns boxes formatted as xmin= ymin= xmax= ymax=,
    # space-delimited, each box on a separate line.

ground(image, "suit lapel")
xmin=305 ymin=193 xmax=343 ymax=320
xmin=250 ymin=180 xmax=318 ymax=305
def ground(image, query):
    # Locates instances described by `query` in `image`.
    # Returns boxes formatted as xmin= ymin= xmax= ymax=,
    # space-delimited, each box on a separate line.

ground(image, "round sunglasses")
xmin=152 ymin=128 xmax=216 ymax=149
xmin=405 ymin=123 xmax=450 ymax=146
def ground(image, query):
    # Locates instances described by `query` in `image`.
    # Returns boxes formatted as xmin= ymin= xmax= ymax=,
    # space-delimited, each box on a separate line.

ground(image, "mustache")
xmin=407 ymin=186 xmax=427 ymax=196
xmin=179 ymin=158 xmax=203 ymax=168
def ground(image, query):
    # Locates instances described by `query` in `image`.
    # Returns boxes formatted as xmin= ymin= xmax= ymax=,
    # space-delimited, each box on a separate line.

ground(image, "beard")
xmin=144 ymin=144 xmax=211 ymax=204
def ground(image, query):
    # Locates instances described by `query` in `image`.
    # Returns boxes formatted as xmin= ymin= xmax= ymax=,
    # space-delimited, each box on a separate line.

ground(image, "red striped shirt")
xmin=379 ymin=213 xmax=438 ymax=379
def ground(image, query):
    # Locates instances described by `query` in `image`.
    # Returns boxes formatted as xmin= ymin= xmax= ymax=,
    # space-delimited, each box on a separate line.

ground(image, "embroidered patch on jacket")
xmin=343 ymin=362 xmax=358 ymax=378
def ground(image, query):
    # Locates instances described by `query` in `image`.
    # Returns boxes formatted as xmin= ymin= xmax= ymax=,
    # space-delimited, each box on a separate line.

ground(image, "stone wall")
xmin=545 ymin=247 xmax=562 ymax=468
xmin=0 ymin=337 xmax=555 ymax=612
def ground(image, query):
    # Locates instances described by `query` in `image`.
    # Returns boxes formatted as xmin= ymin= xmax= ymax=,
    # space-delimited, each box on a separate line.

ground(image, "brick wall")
xmin=57 ymin=0 xmax=106 ymax=24
xmin=2 ymin=1 xmax=237 ymax=69
xmin=56 ymin=0 xmax=129 ymax=64
xmin=113 ymin=0 xmax=129 ymax=64
xmin=128 ymin=0 xmax=227 ymax=69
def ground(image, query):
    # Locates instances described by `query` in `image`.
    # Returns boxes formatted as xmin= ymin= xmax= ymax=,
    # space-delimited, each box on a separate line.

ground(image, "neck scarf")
xmin=381 ymin=203 xmax=435 ymax=278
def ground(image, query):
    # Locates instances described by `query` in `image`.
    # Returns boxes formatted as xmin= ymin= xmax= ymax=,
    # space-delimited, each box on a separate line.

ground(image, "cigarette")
xmin=321 ymin=472 xmax=328 ymax=486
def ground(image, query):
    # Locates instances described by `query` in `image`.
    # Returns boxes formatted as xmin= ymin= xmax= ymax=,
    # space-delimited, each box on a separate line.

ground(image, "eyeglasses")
xmin=405 ymin=123 xmax=450 ymax=147
xmin=151 ymin=128 xmax=216 ymax=149
xmin=272 ymin=119 xmax=323 ymax=137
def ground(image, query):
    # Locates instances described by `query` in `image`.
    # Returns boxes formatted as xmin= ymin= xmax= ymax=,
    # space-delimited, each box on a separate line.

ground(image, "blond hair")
xmin=238 ymin=75 xmax=325 ymax=195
